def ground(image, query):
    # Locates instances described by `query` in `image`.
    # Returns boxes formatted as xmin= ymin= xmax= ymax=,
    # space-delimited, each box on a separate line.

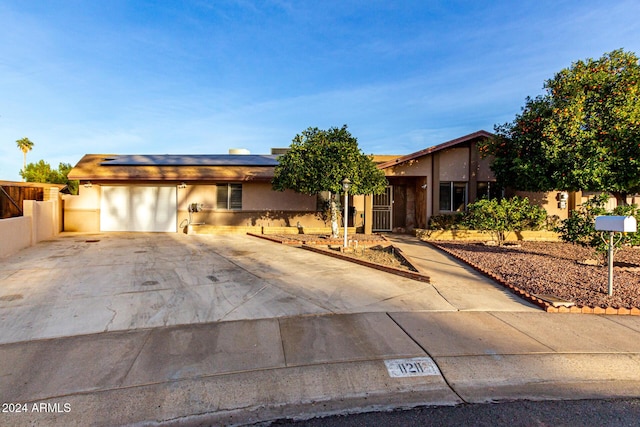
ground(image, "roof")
xmin=68 ymin=154 xmax=280 ymax=182
xmin=67 ymin=131 xmax=494 ymax=182
xmin=371 ymin=154 xmax=404 ymax=164
xmin=0 ymin=181 xmax=67 ymax=189
xmin=97 ymin=154 xmax=279 ymax=166
xmin=377 ymin=130 xmax=493 ymax=169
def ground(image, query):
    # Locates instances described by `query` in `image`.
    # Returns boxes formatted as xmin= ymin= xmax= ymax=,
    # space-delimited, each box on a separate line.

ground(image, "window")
xmin=477 ymin=181 xmax=501 ymax=200
xmin=439 ymin=182 xmax=452 ymax=211
xmin=216 ymin=184 xmax=242 ymax=210
xmin=439 ymin=182 xmax=467 ymax=212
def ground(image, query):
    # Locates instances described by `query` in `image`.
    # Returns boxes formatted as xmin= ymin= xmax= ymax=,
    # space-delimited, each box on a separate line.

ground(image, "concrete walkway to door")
xmin=384 ymin=234 xmax=537 ymax=311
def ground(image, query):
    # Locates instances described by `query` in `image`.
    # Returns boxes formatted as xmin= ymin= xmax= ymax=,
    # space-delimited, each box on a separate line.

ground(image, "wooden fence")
xmin=0 ymin=185 xmax=43 ymax=219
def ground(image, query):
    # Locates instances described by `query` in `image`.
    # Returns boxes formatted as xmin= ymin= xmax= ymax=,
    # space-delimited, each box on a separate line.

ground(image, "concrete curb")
xmin=4 ymin=311 xmax=640 ymax=426
xmin=428 ymin=241 xmax=640 ymax=316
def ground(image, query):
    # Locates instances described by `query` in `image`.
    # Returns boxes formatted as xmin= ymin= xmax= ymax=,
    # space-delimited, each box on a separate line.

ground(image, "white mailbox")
xmin=595 ymin=215 xmax=637 ymax=233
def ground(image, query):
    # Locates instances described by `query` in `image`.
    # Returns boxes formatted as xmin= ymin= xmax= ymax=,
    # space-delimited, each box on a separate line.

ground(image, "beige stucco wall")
xmin=512 ymin=190 xmax=569 ymax=220
xmin=439 ymin=147 xmax=469 ymax=181
xmin=519 ymin=190 xmax=635 ymax=221
xmin=64 ymin=185 xmax=101 ymax=209
xmin=0 ymin=199 xmax=60 ymax=257
xmin=178 ymin=195 xmax=368 ymax=230
xmin=64 ymin=183 xmax=340 ymax=232
xmin=178 ymin=185 xmax=213 ymax=210
xmin=0 ymin=216 xmax=31 ymax=257
xmin=476 ymin=155 xmax=495 ymax=181
xmin=178 ymin=210 xmax=330 ymax=229
xmin=63 ymin=185 xmax=101 ymax=232
xmin=61 ymin=182 xmax=393 ymax=233
xmin=175 ymin=183 xmax=369 ymax=231
xmin=384 ymin=156 xmax=432 ymax=177
xmin=579 ymin=191 xmax=639 ymax=210
xmin=24 ymin=200 xmax=59 ymax=244
xmin=243 ymin=183 xmax=317 ymax=211
xmin=177 ymin=183 xmax=317 ymax=211
xmin=175 ymin=183 xmax=325 ymax=229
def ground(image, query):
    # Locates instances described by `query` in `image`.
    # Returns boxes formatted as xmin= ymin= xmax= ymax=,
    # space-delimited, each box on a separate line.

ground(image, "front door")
xmin=373 ymin=186 xmax=393 ymax=232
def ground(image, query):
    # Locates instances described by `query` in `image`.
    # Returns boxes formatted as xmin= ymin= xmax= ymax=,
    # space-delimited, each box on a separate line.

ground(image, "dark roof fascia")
xmin=377 ymin=130 xmax=494 ymax=169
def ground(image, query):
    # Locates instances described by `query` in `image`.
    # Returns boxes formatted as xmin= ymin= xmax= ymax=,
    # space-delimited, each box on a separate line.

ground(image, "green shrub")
xmin=612 ymin=204 xmax=640 ymax=247
xmin=556 ymin=193 xmax=640 ymax=257
xmin=463 ymin=196 xmax=547 ymax=245
xmin=427 ymin=213 xmax=466 ymax=230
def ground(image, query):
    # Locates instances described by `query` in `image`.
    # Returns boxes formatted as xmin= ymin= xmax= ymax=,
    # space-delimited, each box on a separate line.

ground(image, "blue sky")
xmin=1 ymin=0 xmax=639 ymax=181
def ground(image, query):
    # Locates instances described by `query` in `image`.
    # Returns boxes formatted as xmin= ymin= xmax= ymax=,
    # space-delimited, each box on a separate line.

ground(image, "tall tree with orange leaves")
xmin=481 ymin=49 xmax=640 ymax=205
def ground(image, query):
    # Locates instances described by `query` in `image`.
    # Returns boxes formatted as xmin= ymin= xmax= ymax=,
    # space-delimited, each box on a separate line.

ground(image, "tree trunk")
xmin=330 ymin=193 xmax=339 ymax=238
xmin=613 ymin=191 xmax=628 ymax=207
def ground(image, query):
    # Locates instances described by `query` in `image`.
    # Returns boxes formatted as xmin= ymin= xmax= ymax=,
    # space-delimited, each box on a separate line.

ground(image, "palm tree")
xmin=16 ymin=137 xmax=34 ymax=180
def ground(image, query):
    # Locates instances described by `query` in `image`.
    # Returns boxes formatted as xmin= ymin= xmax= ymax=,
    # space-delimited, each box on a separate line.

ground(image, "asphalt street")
xmin=271 ymin=398 xmax=640 ymax=427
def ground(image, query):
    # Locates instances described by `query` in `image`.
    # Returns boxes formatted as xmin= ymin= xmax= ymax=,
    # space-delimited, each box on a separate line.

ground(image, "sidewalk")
xmin=2 ymin=311 xmax=640 ymax=426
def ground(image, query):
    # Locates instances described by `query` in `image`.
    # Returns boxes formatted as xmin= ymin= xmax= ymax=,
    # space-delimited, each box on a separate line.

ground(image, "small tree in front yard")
xmin=463 ymin=196 xmax=547 ymax=245
xmin=272 ymin=125 xmax=388 ymax=237
xmin=556 ymin=193 xmax=640 ymax=261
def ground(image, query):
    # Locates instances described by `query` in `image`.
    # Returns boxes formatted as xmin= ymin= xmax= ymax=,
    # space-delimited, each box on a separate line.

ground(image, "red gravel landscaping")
xmin=431 ymin=241 xmax=640 ymax=309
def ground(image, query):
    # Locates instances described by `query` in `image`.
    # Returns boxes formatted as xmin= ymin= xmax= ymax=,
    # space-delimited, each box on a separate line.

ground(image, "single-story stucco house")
xmin=64 ymin=130 xmax=576 ymax=234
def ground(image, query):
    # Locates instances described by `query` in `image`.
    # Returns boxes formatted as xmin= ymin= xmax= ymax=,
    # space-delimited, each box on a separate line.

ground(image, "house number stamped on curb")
xmin=384 ymin=357 xmax=441 ymax=378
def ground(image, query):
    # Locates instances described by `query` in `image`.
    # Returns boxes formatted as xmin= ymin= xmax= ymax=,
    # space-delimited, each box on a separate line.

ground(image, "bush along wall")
xmin=422 ymin=197 xmax=548 ymax=245
xmin=555 ymin=193 xmax=640 ymax=260
xmin=462 ymin=197 xmax=547 ymax=245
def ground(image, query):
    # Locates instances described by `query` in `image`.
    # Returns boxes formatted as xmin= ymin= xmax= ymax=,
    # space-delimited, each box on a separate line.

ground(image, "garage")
xmin=100 ymin=186 xmax=177 ymax=232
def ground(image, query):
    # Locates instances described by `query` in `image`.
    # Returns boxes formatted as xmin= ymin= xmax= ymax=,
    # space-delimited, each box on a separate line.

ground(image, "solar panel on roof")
xmin=100 ymin=155 xmax=280 ymax=166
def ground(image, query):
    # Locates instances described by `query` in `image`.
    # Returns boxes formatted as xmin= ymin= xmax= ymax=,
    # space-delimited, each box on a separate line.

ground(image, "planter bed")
xmin=428 ymin=240 xmax=640 ymax=314
xmin=300 ymin=244 xmax=430 ymax=283
xmin=248 ymin=233 xmax=430 ymax=282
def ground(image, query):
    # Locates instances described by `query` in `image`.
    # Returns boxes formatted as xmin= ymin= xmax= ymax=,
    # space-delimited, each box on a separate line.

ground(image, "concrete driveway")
xmin=0 ymin=232 xmax=535 ymax=344
xmin=4 ymin=233 xmax=640 ymax=426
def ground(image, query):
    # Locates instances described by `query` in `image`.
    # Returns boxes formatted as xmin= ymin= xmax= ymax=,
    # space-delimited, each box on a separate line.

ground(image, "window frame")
xmin=476 ymin=181 xmax=502 ymax=200
xmin=438 ymin=181 xmax=467 ymax=212
xmin=216 ymin=183 xmax=242 ymax=210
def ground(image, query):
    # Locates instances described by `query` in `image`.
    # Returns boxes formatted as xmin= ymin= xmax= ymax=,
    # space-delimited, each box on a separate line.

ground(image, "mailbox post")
xmin=594 ymin=216 xmax=637 ymax=296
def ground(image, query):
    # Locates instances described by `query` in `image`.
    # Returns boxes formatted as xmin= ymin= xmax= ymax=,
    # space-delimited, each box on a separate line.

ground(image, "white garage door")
xmin=100 ymin=186 xmax=177 ymax=232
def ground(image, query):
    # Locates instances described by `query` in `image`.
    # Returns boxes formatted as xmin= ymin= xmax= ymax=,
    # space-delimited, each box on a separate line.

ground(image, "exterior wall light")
xmin=178 ymin=182 xmax=187 ymax=189
xmin=84 ymin=181 xmax=92 ymax=188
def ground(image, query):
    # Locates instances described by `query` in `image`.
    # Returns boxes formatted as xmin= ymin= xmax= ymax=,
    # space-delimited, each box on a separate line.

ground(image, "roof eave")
xmin=378 ymin=130 xmax=494 ymax=169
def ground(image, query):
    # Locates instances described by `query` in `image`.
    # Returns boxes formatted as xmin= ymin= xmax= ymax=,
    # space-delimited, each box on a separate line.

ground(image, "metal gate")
xmin=373 ymin=186 xmax=393 ymax=232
